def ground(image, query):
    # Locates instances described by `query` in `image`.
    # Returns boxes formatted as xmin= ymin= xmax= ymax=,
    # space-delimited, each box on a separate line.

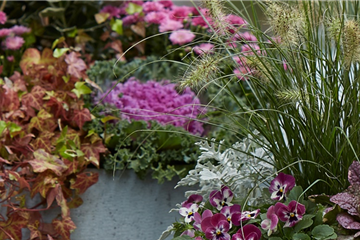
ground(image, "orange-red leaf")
xmin=81 ymin=138 xmax=106 ymax=168
xmin=70 ymin=171 xmax=98 ymax=194
xmin=0 ymin=213 xmax=27 ymax=240
xmin=29 ymin=149 xmax=68 ymax=176
xmin=52 ymin=217 xmax=76 ymax=240
xmin=72 ymin=108 xmax=92 ymax=129
xmin=20 ymin=48 xmax=41 ymax=74
xmin=67 ymin=196 xmax=83 ymax=209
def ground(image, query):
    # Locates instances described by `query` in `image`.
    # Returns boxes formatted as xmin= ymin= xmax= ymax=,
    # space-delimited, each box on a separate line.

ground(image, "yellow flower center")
xmin=290 ymin=213 xmax=295 ymax=217
xmin=216 ymin=230 xmax=221 ymax=235
xmin=188 ymin=211 xmax=193 ymax=216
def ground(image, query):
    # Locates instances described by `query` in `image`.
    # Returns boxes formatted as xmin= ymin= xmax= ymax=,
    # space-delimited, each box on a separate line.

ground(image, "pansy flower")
xmin=179 ymin=203 xmax=199 ymax=223
xmin=194 ymin=209 xmax=213 ymax=230
xmin=231 ymin=224 xmax=262 ymax=240
xmin=210 ymin=186 xmax=234 ymax=210
xmin=201 ymin=213 xmax=230 ymax=240
xmin=232 ymin=209 xmax=260 ymax=226
xmin=220 ymin=204 xmax=241 ymax=228
xmin=182 ymin=194 xmax=203 ymax=207
xmin=269 ymin=172 xmax=296 ymax=201
xmin=261 ymin=205 xmax=279 ymax=236
xmin=275 ymin=200 xmax=305 ymax=227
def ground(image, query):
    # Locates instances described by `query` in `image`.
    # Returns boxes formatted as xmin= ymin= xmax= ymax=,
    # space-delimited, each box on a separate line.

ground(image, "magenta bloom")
xmin=169 ymin=29 xmax=195 ymax=45
xmin=231 ymin=224 xmax=262 ymax=240
xmin=157 ymin=0 xmax=173 ymax=8
xmin=209 ymin=186 xmax=233 ymax=210
xmin=275 ymin=200 xmax=305 ymax=227
xmin=179 ymin=203 xmax=199 ymax=223
xmin=0 ymin=28 xmax=11 ymax=38
xmin=159 ymin=18 xmax=183 ymax=32
xmin=11 ymin=25 xmax=31 ymax=35
xmin=261 ymin=205 xmax=279 ymax=236
xmin=182 ymin=194 xmax=203 ymax=207
xmin=169 ymin=6 xmax=193 ymax=22
xmin=145 ymin=11 xmax=168 ymax=24
xmin=100 ymin=5 xmax=121 ymax=19
xmin=220 ymin=204 xmax=241 ymax=227
xmin=269 ymin=172 xmax=296 ymax=201
xmin=201 ymin=213 xmax=230 ymax=240
xmin=0 ymin=11 xmax=7 ymax=24
xmin=226 ymin=15 xmax=247 ymax=28
xmin=232 ymin=209 xmax=260 ymax=226
xmin=122 ymin=12 xmax=143 ymax=26
xmin=5 ymin=36 xmax=25 ymax=50
xmin=193 ymin=43 xmax=214 ymax=55
xmin=142 ymin=1 xmax=164 ymax=13
xmin=194 ymin=209 xmax=213 ymax=230
xmin=233 ymin=32 xmax=257 ymax=42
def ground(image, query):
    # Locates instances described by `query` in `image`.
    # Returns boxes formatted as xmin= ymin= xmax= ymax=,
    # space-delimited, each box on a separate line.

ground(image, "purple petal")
xmin=235 ymin=224 xmax=262 ymax=240
xmin=210 ymin=190 xmax=223 ymax=208
xmin=231 ymin=204 xmax=242 ymax=213
xmin=274 ymin=202 xmax=289 ymax=222
xmin=201 ymin=217 xmax=213 ymax=233
xmin=269 ymin=172 xmax=296 ymax=196
xmin=211 ymin=213 xmax=229 ymax=228
xmin=221 ymin=186 xmax=234 ymax=201
xmin=266 ymin=205 xmax=276 ymax=218
xmin=203 ymin=209 xmax=214 ymax=219
xmin=288 ymin=200 xmax=306 ymax=215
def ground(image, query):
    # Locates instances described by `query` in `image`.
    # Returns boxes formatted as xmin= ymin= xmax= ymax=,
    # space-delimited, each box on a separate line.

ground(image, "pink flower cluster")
xmin=100 ymin=0 xmax=247 ymax=46
xmin=0 ymin=11 xmax=31 ymax=51
xmin=99 ymin=78 xmax=206 ymax=135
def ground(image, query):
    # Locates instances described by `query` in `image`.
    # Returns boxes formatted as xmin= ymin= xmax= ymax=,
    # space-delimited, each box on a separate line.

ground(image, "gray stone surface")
xmin=66 ymin=170 xmax=193 ymax=240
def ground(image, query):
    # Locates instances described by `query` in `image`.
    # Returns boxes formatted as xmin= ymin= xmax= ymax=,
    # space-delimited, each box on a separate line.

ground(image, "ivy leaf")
xmin=0 ymin=120 xmax=6 ymax=135
xmin=0 ymin=213 xmax=27 ymax=240
xmin=65 ymin=52 xmax=86 ymax=79
xmin=52 ymin=217 xmax=76 ymax=240
xmin=30 ymin=131 xmax=55 ymax=153
xmin=21 ymin=85 xmax=46 ymax=111
xmin=70 ymin=171 xmax=99 ymax=194
xmin=110 ymin=19 xmax=123 ymax=35
xmin=53 ymin=48 xmax=69 ymax=58
xmin=71 ymin=82 xmax=92 ymax=99
xmin=95 ymin=12 xmax=109 ymax=24
xmin=31 ymin=174 xmax=57 ymax=198
xmin=19 ymin=48 xmax=41 ymax=74
xmin=67 ymin=196 xmax=83 ymax=209
xmin=126 ymin=2 xmax=143 ymax=14
xmin=29 ymin=149 xmax=68 ymax=176
xmin=81 ymin=139 xmax=107 ymax=168
xmin=72 ymin=108 xmax=92 ymax=129
xmin=54 ymin=183 xmax=70 ymax=219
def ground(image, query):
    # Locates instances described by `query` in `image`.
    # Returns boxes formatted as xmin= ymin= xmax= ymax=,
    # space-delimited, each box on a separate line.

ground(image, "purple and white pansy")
xmin=269 ymin=172 xmax=296 ymax=201
xmin=210 ymin=185 xmax=234 ymax=210
xmin=261 ymin=205 xmax=279 ymax=236
xmin=275 ymin=200 xmax=306 ymax=227
xmin=201 ymin=213 xmax=231 ymax=240
xmin=179 ymin=203 xmax=199 ymax=223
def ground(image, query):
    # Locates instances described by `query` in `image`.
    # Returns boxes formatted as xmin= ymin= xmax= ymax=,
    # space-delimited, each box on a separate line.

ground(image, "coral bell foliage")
xmin=0 ymin=48 xmax=106 ymax=240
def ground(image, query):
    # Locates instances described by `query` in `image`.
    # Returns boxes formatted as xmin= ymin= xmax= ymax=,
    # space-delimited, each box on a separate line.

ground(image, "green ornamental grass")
xmin=180 ymin=0 xmax=360 ymax=195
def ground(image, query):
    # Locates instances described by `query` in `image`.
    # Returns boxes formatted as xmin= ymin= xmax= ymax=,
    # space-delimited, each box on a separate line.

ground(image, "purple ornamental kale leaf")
xmin=348 ymin=161 xmax=360 ymax=185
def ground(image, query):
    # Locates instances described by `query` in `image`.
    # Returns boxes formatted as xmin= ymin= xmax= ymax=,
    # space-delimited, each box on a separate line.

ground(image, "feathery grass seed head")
xmin=343 ymin=20 xmax=360 ymax=67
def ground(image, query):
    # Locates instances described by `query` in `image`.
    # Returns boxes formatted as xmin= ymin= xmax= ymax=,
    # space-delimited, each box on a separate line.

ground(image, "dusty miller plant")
xmin=176 ymin=131 xmax=275 ymax=207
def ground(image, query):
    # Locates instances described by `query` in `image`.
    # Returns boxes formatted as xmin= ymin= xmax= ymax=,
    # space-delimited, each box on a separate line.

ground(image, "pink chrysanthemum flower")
xmin=0 ymin=11 xmax=6 ymax=24
xmin=100 ymin=5 xmax=121 ymax=19
xmin=0 ymin=28 xmax=11 ymax=38
xmin=5 ymin=36 xmax=25 ymax=50
xmin=193 ymin=43 xmax=214 ymax=55
xmin=169 ymin=29 xmax=195 ymax=45
xmin=156 ymin=0 xmax=173 ymax=8
xmin=122 ymin=13 xmax=143 ymax=26
xmin=142 ymin=1 xmax=164 ymax=13
xmin=226 ymin=14 xmax=247 ymax=28
xmin=159 ymin=18 xmax=183 ymax=32
xmin=7 ymin=55 xmax=14 ymax=62
xmin=169 ymin=6 xmax=193 ymax=22
xmin=11 ymin=25 xmax=31 ymax=35
xmin=144 ymin=11 xmax=168 ymax=25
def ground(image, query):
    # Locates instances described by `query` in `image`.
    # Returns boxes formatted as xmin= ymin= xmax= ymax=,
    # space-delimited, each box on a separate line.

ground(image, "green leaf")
xmin=7 ymin=122 xmax=22 ymax=138
xmin=67 ymin=28 xmax=78 ymax=38
xmin=293 ymin=233 xmax=311 ymax=240
xmin=311 ymin=225 xmax=336 ymax=240
xmin=125 ymin=3 xmax=143 ymax=15
xmin=287 ymin=186 xmax=304 ymax=203
xmin=71 ymin=82 xmax=92 ymax=98
xmin=269 ymin=237 xmax=283 ymax=240
xmin=110 ymin=19 xmax=123 ymax=35
xmin=101 ymin=115 xmax=120 ymax=123
xmin=53 ymin=48 xmax=69 ymax=58
xmin=294 ymin=217 xmax=313 ymax=233
xmin=52 ymin=37 xmax=65 ymax=49
xmin=0 ymin=121 xmax=6 ymax=136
